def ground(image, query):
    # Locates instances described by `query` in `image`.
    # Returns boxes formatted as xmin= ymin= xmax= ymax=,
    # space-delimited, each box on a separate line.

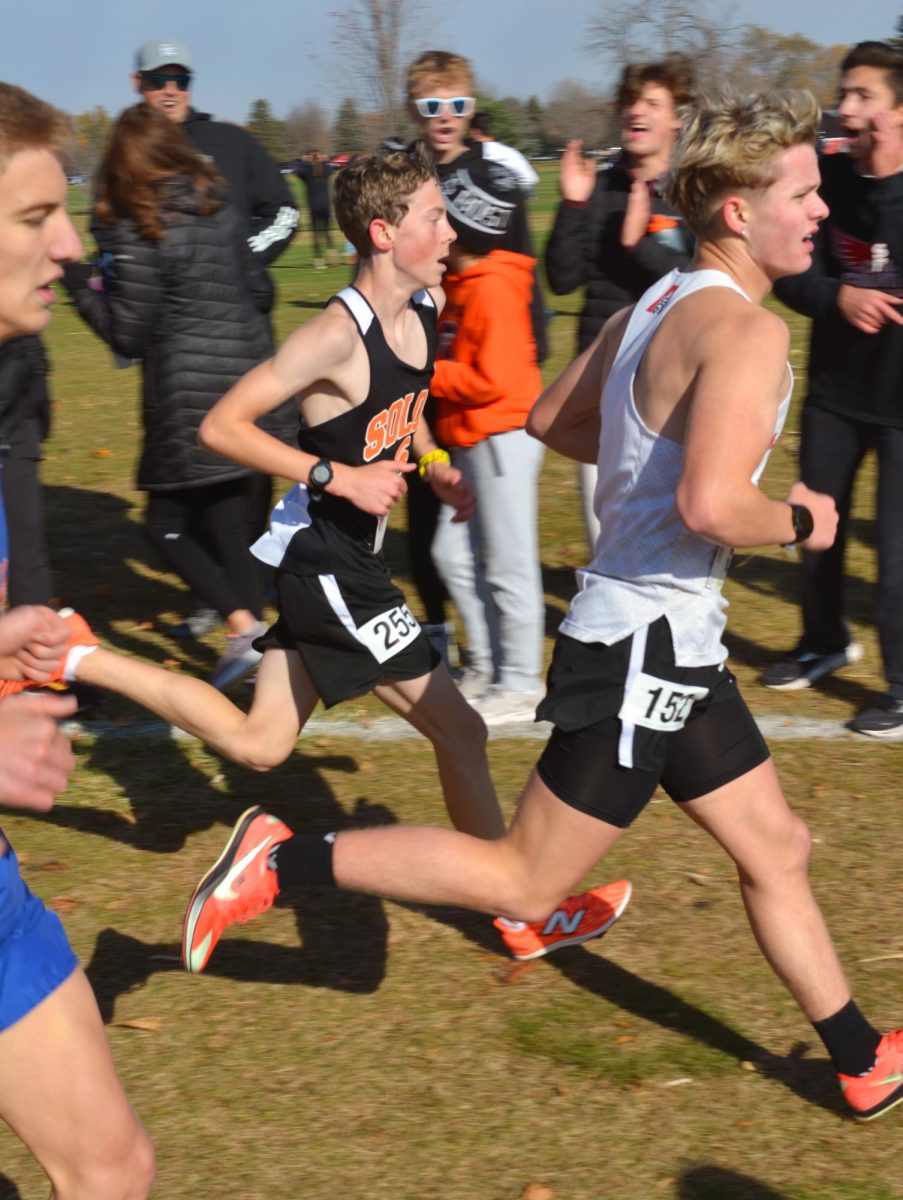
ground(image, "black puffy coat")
xmin=66 ymin=178 xmax=295 ymax=491
xmin=545 ymin=155 xmax=693 ymax=353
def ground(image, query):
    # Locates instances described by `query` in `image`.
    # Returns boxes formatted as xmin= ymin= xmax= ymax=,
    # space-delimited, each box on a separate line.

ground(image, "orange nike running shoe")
xmin=495 ymin=880 xmax=632 ymax=961
xmin=839 ymin=1029 xmax=903 ymax=1121
xmin=182 ymin=806 xmax=293 ymax=974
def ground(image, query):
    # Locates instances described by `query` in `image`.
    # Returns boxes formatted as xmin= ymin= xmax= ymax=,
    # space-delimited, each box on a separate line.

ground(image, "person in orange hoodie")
xmin=431 ymin=158 xmax=546 ymax=723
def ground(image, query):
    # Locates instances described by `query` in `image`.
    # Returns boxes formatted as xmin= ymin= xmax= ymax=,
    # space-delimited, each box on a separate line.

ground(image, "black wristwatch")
xmin=789 ymin=503 xmax=814 ymax=545
xmin=307 ymin=458 xmax=333 ymax=501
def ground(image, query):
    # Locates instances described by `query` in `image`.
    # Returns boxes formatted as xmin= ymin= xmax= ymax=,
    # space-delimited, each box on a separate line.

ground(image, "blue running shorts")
xmin=0 ymin=837 xmax=78 ymax=1032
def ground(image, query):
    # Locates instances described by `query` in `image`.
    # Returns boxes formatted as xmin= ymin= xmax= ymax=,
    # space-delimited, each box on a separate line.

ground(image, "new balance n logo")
xmin=542 ymin=907 xmax=586 ymax=937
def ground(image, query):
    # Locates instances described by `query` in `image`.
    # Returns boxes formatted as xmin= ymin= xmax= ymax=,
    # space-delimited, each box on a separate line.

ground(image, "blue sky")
xmin=7 ymin=0 xmax=901 ymax=121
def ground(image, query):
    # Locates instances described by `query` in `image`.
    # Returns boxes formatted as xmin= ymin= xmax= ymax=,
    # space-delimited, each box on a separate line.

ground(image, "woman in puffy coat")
xmin=65 ymin=103 xmax=294 ymax=687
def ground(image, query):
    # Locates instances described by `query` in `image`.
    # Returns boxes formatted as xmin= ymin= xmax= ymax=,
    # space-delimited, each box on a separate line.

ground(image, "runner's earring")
xmin=740 ymin=228 xmax=748 ymax=238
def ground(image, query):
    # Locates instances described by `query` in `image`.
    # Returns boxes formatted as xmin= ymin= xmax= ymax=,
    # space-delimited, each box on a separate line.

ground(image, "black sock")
xmin=813 ymin=999 xmax=881 ymax=1076
xmin=270 ymin=833 xmax=336 ymax=890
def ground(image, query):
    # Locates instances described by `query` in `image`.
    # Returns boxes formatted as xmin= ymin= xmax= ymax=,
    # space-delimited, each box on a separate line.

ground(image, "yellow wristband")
xmin=417 ymin=448 xmax=451 ymax=479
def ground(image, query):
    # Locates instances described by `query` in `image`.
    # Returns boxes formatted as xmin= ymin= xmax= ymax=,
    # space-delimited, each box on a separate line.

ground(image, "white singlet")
xmin=560 ymin=268 xmax=793 ymax=667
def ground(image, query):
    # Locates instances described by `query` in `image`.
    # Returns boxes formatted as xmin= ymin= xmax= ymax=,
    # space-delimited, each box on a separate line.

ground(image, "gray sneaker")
xmin=208 ymin=626 xmax=265 ymax=690
xmin=171 ymin=607 xmax=220 ymax=640
xmin=455 ymin=667 xmax=493 ymax=703
xmin=474 ymin=687 xmax=544 ymax=727
xmin=761 ymin=642 xmax=862 ymax=690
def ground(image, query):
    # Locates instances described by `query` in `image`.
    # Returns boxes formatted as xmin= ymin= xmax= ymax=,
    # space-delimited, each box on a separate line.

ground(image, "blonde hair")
xmin=0 ymin=83 xmax=70 ymax=176
xmin=406 ymin=50 xmax=473 ymax=99
xmin=665 ymin=89 xmax=820 ymax=235
xmin=333 ymin=143 xmax=438 ymax=257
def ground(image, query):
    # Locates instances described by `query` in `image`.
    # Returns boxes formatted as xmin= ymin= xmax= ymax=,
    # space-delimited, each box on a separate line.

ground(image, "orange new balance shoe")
xmin=0 ymin=608 xmax=98 ymax=699
xmin=182 ymin=806 xmax=293 ymax=973
xmin=839 ymin=1029 xmax=903 ymax=1121
xmin=495 ymin=880 xmax=632 ymax=961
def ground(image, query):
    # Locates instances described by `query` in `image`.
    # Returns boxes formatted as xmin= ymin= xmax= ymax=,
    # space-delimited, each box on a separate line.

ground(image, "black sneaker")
xmin=850 ymin=696 xmax=903 ymax=740
xmin=761 ymin=643 xmax=863 ymax=691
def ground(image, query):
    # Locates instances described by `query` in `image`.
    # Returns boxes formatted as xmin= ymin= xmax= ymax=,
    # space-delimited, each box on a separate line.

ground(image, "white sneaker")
xmin=208 ymin=624 xmax=265 ymax=690
xmin=475 ymin=687 xmax=543 ymax=726
xmin=456 ymin=667 xmax=493 ymax=703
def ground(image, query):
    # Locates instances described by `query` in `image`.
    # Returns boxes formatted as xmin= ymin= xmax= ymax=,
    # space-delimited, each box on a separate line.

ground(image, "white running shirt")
xmin=560 ymin=268 xmax=793 ymax=667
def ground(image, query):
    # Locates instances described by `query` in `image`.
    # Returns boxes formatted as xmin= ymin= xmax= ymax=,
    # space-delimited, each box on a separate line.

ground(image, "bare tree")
xmin=331 ymin=0 xmax=438 ymax=142
xmin=586 ymin=0 xmax=742 ymax=90
xmin=544 ymin=80 xmax=612 ymax=151
xmin=284 ymin=103 xmax=332 ymax=158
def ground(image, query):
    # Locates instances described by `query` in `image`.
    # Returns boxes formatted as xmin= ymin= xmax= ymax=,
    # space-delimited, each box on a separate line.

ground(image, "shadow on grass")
xmin=82 ymin=798 xmax=403 ymax=1006
xmin=35 ymin=738 xmax=361 ymax=854
xmin=547 ymin=946 xmax=844 ymax=1117
xmin=84 ymin=883 xmax=392 ymax=1014
xmin=0 ymin=1175 xmax=23 ymax=1200
xmin=677 ymin=1165 xmax=787 ymax=1199
xmin=394 ymin=903 xmax=844 ymax=1117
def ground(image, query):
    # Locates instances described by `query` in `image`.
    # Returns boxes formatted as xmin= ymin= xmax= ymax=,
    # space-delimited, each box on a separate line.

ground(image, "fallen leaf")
xmin=523 ymin=1184 xmax=554 ymax=1200
xmin=740 ymin=1060 xmax=758 ymax=1072
xmin=661 ymin=1077 xmax=693 ymax=1087
xmin=48 ymin=896 xmax=77 ymax=912
xmin=162 ymin=659 xmax=182 ymax=669
xmin=685 ymin=872 xmax=712 ymax=886
xmin=90 ymin=447 xmax=112 ymax=458
xmin=615 ymin=1035 xmax=636 ymax=1044
xmin=111 ymin=1018 xmax=160 ymax=1032
xmin=655 ymin=1179 xmax=677 ymax=1192
xmin=39 ymin=860 xmax=65 ymax=871
xmin=494 ymin=961 xmax=535 ymax=986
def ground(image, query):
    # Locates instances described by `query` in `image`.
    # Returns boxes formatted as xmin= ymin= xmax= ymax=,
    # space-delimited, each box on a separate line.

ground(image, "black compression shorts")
xmin=255 ymin=568 xmax=439 ymax=707
xmin=536 ymin=622 xmax=770 ymax=828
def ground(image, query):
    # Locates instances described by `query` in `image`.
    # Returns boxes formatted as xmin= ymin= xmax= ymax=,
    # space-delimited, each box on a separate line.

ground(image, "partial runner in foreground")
xmin=170 ymin=90 xmax=902 ymax=1123
xmin=0 ymin=83 xmax=155 ymax=1200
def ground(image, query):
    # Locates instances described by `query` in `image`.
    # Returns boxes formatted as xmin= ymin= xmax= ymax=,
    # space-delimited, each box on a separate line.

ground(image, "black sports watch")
xmin=307 ymin=458 xmax=333 ymax=501
xmin=789 ymin=503 xmax=814 ymax=545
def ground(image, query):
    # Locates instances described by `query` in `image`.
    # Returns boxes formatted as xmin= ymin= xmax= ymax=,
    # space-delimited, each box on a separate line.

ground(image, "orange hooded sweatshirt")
xmin=431 ymin=249 xmax=542 ymax=449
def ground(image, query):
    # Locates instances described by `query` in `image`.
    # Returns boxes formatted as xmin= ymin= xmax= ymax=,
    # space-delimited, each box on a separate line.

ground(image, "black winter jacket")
xmin=0 ymin=335 xmax=51 ymax=460
xmin=545 ymin=154 xmax=693 ymax=353
xmin=66 ymin=179 xmax=295 ymax=491
xmin=774 ymin=152 xmax=903 ymax=429
xmin=183 ymin=110 xmax=298 ymax=268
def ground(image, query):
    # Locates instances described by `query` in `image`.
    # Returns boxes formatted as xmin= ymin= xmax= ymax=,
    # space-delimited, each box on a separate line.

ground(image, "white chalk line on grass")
xmin=62 ymin=713 xmax=878 ymax=744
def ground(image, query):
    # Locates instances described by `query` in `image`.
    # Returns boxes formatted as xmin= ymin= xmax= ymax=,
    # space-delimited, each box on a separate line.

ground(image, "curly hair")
xmin=333 ymin=142 xmax=438 ymax=257
xmin=94 ymin=103 xmax=223 ymax=241
xmin=665 ymin=89 xmax=821 ymax=235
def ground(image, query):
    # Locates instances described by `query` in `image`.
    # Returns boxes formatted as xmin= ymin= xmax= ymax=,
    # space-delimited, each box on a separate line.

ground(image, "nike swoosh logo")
xmin=869 ymin=1072 xmax=903 ymax=1088
xmin=213 ymin=838 xmax=274 ymax=902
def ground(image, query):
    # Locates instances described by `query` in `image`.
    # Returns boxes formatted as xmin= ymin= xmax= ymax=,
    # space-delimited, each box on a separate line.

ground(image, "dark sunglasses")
xmin=413 ymin=96 xmax=474 ymax=119
xmin=141 ymin=72 xmax=192 ymax=91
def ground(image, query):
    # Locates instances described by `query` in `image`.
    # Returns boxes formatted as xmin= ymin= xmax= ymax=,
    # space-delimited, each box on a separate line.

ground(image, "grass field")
xmin=0 ymin=165 xmax=900 ymax=1199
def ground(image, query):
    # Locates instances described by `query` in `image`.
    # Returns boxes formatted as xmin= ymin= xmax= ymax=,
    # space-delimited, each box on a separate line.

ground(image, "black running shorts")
xmin=255 ymin=568 xmax=439 ymax=707
xmin=536 ymin=619 xmax=770 ymax=828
